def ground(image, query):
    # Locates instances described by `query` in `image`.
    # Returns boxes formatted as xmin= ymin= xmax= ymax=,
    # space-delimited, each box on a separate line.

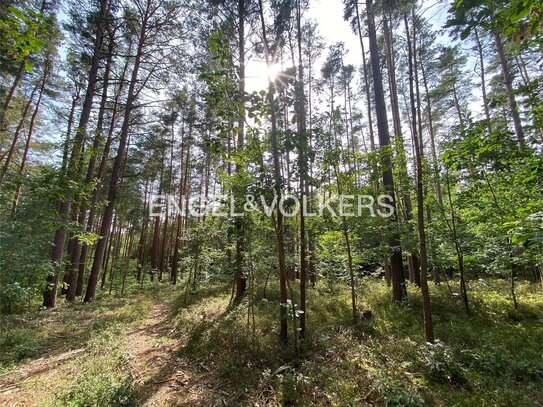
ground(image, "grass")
xmin=0 ymin=286 xmax=161 ymax=406
xmin=1 ymin=278 xmax=541 ymax=406
xmin=171 ymin=277 xmax=543 ymax=406
xmin=42 ymin=325 xmax=139 ymax=407
xmin=0 ymin=293 xmax=152 ymax=372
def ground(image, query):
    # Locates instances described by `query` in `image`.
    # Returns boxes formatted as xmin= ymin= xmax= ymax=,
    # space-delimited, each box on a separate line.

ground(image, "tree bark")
xmin=406 ymin=11 xmax=434 ymax=342
xmin=44 ymin=0 xmax=109 ymax=308
xmin=84 ymin=2 xmax=148 ymax=302
xmin=474 ymin=28 xmax=492 ymax=131
xmin=67 ymin=35 xmax=115 ymax=302
xmin=354 ymin=0 xmax=375 ymax=152
xmin=296 ymin=0 xmax=308 ymax=337
xmin=234 ymin=0 xmax=247 ymax=299
xmin=493 ymin=30 xmax=525 ymax=149
xmin=367 ymin=0 xmax=407 ymax=303
xmin=258 ymin=0 xmax=289 ymax=344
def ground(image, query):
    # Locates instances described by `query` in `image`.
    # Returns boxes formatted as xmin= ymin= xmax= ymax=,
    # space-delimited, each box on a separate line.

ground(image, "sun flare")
xmin=245 ymin=61 xmax=283 ymax=91
xmin=267 ymin=63 xmax=281 ymax=82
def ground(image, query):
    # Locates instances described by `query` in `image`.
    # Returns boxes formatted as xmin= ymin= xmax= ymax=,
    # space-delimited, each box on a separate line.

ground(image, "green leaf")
xmin=24 ymin=59 xmax=32 ymax=73
xmin=460 ymin=27 xmax=471 ymax=40
xmin=511 ymin=6 xmax=531 ymax=22
xmin=8 ymin=6 xmax=25 ymax=20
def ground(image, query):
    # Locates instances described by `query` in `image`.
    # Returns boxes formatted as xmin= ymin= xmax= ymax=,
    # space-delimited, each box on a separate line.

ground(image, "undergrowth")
xmin=43 ymin=326 xmax=138 ymax=407
xmin=171 ymin=278 xmax=543 ymax=406
xmin=1 ymin=278 xmax=541 ymax=406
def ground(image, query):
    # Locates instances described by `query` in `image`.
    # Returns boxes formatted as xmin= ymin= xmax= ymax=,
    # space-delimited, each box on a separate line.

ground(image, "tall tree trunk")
xmin=419 ymin=53 xmax=442 ymax=207
xmin=44 ymin=0 xmax=109 ymax=307
xmin=234 ymin=0 xmax=247 ymax=299
xmin=150 ymin=151 xmax=165 ymax=279
xmin=258 ymin=0 xmax=289 ymax=344
xmin=406 ymin=11 xmax=434 ymax=342
xmin=452 ymin=82 xmax=465 ymax=130
xmin=84 ymin=6 xmax=147 ymax=303
xmin=444 ymin=168 xmax=470 ymax=314
xmin=367 ymin=0 xmax=407 ymax=303
xmin=354 ymin=0 xmax=375 ymax=151
xmin=474 ymin=28 xmax=492 ymax=131
xmin=295 ymin=0 xmax=308 ymax=338
xmin=67 ymin=36 xmax=115 ymax=302
xmin=171 ymin=122 xmax=190 ymax=285
xmin=75 ymin=53 xmax=127 ymax=296
xmin=384 ymin=15 xmax=419 ymax=288
xmin=159 ymin=126 xmax=176 ymax=281
xmin=60 ymin=88 xmax=81 ymax=173
xmin=137 ymin=179 xmax=150 ymax=281
xmin=493 ymin=30 xmax=525 ymax=149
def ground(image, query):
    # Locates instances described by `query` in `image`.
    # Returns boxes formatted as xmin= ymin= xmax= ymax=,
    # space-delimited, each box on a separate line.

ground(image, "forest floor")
xmin=0 ymin=278 xmax=542 ymax=406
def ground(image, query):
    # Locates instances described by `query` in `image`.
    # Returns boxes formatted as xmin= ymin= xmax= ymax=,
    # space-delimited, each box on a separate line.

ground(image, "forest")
xmin=0 ymin=0 xmax=542 ymax=405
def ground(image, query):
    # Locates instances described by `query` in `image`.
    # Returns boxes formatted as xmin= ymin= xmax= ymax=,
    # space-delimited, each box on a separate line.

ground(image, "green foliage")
xmin=420 ymin=340 xmax=469 ymax=386
xmin=368 ymin=368 xmax=425 ymax=407
xmin=446 ymin=0 xmax=543 ymax=45
xmin=0 ymin=327 xmax=45 ymax=368
xmin=0 ymin=5 xmax=48 ymax=70
xmin=276 ymin=368 xmax=312 ymax=406
xmin=166 ymin=278 xmax=543 ymax=405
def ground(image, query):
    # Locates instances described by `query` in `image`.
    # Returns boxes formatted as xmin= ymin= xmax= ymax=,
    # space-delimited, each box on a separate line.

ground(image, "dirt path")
xmin=125 ymin=302 xmax=220 ymax=407
xmin=0 ymin=302 xmax=229 ymax=407
xmin=127 ymin=302 xmax=188 ymax=406
xmin=0 ymin=301 xmax=221 ymax=407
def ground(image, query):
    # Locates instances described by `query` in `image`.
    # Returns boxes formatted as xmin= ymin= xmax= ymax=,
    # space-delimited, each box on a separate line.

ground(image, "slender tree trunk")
xmin=44 ymin=0 xmax=109 ymax=307
xmin=101 ymin=214 xmax=117 ymax=289
xmin=406 ymin=11 xmax=434 ymax=342
xmin=60 ymin=88 xmax=81 ymax=173
xmin=159 ymin=127 xmax=175 ymax=281
xmin=354 ymin=0 xmax=375 ymax=151
xmin=84 ymin=7 xmax=147 ymax=303
xmin=420 ymin=52 xmax=442 ymax=207
xmin=493 ymin=30 xmax=525 ymax=149
xmin=474 ymin=28 xmax=492 ymax=131
xmin=0 ymin=61 xmax=26 ymax=141
xmin=445 ymin=168 xmax=470 ymax=314
xmin=137 ymin=179 xmax=150 ymax=281
xmin=367 ymin=0 xmax=407 ymax=303
xmin=0 ymin=83 xmax=39 ymax=185
xmin=381 ymin=15 xmax=417 ymax=288
xmin=258 ymin=0 xmax=289 ymax=344
xmin=121 ymin=224 xmax=135 ymax=295
xmin=509 ymin=243 xmax=518 ymax=309
xmin=233 ymin=0 xmax=247 ymax=299
xmin=295 ymin=0 xmax=308 ymax=337
xmin=171 ymin=123 xmax=190 ymax=285
xmin=452 ymin=82 xmax=465 ymax=130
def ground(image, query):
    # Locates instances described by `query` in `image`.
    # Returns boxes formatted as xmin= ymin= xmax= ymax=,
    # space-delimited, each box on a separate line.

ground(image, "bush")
xmin=0 ymin=328 xmax=44 ymax=368
xmin=420 ymin=340 xmax=469 ymax=387
xmin=368 ymin=368 xmax=424 ymax=407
